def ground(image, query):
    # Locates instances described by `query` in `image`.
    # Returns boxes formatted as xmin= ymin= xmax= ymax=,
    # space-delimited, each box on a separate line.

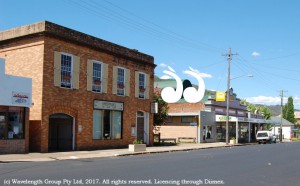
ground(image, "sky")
xmin=1 ymin=0 xmax=300 ymax=108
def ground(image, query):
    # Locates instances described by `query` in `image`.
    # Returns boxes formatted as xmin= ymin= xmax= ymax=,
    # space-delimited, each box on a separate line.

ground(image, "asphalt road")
xmin=1 ymin=142 xmax=300 ymax=186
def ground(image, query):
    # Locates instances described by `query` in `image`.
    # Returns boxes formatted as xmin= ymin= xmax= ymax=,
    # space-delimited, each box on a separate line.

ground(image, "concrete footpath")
xmin=0 ymin=142 xmax=255 ymax=163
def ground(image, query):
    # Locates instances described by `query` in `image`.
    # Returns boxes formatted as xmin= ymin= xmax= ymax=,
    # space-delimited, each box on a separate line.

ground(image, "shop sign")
xmin=94 ymin=100 xmax=123 ymax=111
xmin=190 ymin=122 xmax=197 ymax=126
xmin=218 ymin=116 xmax=232 ymax=121
xmin=238 ymin=117 xmax=247 ymax=122
xmin=216 ymin=91 xmax=226 ymax=102
xmin=12 ymin=91 xmax=31 ymax=106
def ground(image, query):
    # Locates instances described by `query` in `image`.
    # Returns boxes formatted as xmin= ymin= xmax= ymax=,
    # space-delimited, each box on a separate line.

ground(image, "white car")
xmin=256 ymin=131 xmax=276 ymax=144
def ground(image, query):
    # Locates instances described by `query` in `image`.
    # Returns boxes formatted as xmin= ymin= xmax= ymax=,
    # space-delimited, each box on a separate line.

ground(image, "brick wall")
xmin=41 ymin=37 xmax=154 ymax=151
xmin=0 ymin=22 xmax=155 ymax=152
xmin=0 ymin=140 xmax=26 ymax=154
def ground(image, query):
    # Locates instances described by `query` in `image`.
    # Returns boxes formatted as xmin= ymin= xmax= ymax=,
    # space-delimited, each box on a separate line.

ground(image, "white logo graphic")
xmin=161 ymin=69 xmax=205 ymax=103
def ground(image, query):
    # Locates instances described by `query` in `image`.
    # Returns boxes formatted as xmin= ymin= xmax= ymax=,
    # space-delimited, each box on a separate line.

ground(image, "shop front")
xmin=215 ymin=115 xmax=267 ymax=143
xmin=0 ymin=58 xmax=32 ymax=154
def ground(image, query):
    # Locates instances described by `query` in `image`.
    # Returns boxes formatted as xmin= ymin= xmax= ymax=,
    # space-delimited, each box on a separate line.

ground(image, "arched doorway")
xmin=49 ymin=113 xmax=73 ymax=151
xmin=136 ymin=111 xmax=149 ymax=144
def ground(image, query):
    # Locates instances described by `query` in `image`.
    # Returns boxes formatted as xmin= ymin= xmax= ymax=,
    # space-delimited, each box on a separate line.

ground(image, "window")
xmin=139 ymin=73 xmax=146 ymax=99
xmin=61 ymin=54 xmax=73 ymax=88
xmin=93 ymin=110 xmax=122 ymax=140
xmin=117 ymin=68 xmax=125 ymax=96
xmin=181 ymin=116 xmax=194 ymax=123
xmin=135 ymin=72 xmax=149 ymax=99
xmin=229 ymin=110 xmax=236 ymax=114
xmin=54 ymin=51 xmax=79 ymax=89
xmin=92 ymin=62 xmax=102 ymax=92
xmin=0 ymin=107 xmax=25 ymax=140
xmin=165 ymin=116 xmax=173 ymax=123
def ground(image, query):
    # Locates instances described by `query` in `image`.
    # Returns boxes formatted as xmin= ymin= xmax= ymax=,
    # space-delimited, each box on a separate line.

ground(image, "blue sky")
xmin=1 ymin=0 xmax=300 ymax=108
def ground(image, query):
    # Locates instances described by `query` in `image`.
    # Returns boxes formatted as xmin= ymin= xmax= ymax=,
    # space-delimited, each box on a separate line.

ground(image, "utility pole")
xmin=223 ymin=48 xmax=238 ymax=145
xmin=279 ymin=90 xmax=287 ymax=142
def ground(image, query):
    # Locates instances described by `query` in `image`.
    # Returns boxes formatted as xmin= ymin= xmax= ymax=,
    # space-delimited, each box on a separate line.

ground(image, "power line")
xmin=238 ymin=55 xmax=300 ymax=82
xmin=252 ymin=52 xmax=300 ymax=62
xmin=64 ymin=0 xmax=222 ymax=54
xmin=245 ymin=61 xmax=300 ymax=73
xmin=102 ymin=0 xmax=224 ymax=53
xmin=234 ymin=56 xmax=284 ymax=91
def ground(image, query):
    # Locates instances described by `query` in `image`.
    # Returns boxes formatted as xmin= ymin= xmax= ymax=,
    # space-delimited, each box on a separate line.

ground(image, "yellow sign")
xmin=216 ymin=92 xmax=226 ymax=102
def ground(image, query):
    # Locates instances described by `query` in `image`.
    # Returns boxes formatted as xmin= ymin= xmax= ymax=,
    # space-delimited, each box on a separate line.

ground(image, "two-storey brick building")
xmin=0 ymin=21 xmax=155 ymax=152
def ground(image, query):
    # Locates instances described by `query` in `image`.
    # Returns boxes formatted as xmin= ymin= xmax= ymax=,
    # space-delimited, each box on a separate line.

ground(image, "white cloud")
xmin=245 ymin=96 xmax=288 ymax=105
xmin=252 ymin=51 xmax=261 ymax=57
xmin=160 ymin=75 xmax=172 ymax=80
xmin=292 ymin=96 xmax=300 ymax=105
xmin=182 ymin=66 xmax=212 ymax=78
xmin=158 ymin=63 xmax=168 ymax=68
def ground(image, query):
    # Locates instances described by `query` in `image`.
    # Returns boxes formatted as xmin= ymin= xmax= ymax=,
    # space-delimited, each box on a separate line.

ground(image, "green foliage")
xmin=240 ymin=99 xmax=272 ymax=120
xmin=283 ymin=96 xmax=296 ymax=123
xmin=257 ymin=106 xmax=272 ymax=120
xmin=132 ymin=139 xmax=143 ymax=144
xmin=153 ymin=92 xmax=169 ymax=126
xmin=282 ymin=104 xmax=287 ymax=119
xmin=291 ymin=138 xmax=300 ymax=141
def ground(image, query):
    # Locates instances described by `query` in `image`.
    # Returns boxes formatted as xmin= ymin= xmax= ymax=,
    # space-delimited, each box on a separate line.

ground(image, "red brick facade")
xmin=0 ymin=21 xmax=155 ymax=152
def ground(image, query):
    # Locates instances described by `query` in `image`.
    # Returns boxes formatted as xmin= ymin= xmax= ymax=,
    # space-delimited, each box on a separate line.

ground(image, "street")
xmin=1 ymin=142 xmax=300 ymax=186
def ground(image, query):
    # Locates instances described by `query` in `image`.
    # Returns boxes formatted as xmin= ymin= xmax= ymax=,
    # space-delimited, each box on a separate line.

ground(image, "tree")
xmin=153 ymin=92 xmax=169 ymax=126
xmin=240 ymin=99 xmax=272 ymax=120
xmin=282 ymin=104 xmax=287 ymax=119
xmin=258 ymin=106 xmax=272 ymax=120
xmin=283 ymin=96 xmax=296 ymax=123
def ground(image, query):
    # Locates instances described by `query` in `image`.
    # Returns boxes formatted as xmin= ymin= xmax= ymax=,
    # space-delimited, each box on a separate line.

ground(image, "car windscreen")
xmin=257 ymin=133 xmax=268 ymax=137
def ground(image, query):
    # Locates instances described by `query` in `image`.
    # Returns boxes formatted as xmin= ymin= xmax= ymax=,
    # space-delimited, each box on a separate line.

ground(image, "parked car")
xmin=256 ymin=131 xmax=276 ymax=144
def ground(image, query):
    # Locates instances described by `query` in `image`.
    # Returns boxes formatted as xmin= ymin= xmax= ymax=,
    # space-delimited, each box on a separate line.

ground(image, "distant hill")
xmin=254 ymin=104 xmax=299 ymax=117
xmin=265 ymin=105 xmax=282 ymax=116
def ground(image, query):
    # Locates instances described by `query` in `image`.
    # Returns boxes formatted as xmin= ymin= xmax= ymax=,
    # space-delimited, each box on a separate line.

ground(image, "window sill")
xmin=59 ymin=86 xmax=74 ymax=90
xmin=92 ymin=90 xmax=103 ymax=94
xmin=116 ymin=94 xmax=126 ymax=97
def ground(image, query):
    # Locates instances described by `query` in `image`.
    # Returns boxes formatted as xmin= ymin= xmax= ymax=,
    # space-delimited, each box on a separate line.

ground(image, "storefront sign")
xmin=238 ymin=117 xmax=247 ymax=122
xmin=190 ymin=122 xmax=197 ymax=126
xmin=11 ymin=91 xmax=31 ymax=106
xmin=94 ymin=100 xmax=123 ymax=111
xmin=216 ymin=91 xmax=226 ymax=102
xmin=218 ymin=116 xmax=232 ymax=121
xmin=216 ymin=115 xmax=238 ymax=122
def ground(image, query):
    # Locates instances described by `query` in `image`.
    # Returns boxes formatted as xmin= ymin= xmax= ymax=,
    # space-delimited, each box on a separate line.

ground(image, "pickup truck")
xmin=256 ymin=131 xmax=276 ymax=144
